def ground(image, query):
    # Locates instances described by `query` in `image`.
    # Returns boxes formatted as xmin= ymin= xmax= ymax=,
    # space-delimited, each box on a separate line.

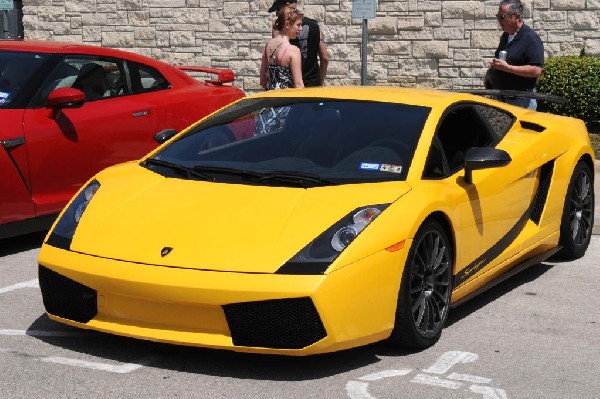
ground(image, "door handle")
xmin=1 ymin=137 xmax=25 ymax=149
xmin=132 ymin=110 xmax=150 ymax=117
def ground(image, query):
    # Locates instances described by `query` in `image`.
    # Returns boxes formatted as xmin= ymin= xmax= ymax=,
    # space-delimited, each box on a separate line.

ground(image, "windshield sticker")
xmin=359 ymin=162 xmax=403 ymax=174
xmin=360 ymin=163 xmax=380 ymax=170
xmin=380 ymin=164 xmax=403 ymax=174
xmin=0 ymin=91 xmax=9 ymax=104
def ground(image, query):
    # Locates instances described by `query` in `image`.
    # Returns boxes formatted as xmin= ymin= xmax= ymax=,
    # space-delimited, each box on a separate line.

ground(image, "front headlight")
xmin=46 ymin=180 xmax=100 ymax=250
xmin=276 ymin=204 xmax=389 ymax=275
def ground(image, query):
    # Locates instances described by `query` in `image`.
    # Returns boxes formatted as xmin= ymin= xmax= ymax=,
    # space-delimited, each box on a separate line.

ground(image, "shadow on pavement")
xmin=27 ymin=261 xmax=558 ymax=376
xmin=27 ymin=314 xmax=382 ymax=380
xmin=447 ymin=261 xmax=554 ymax=327
xmin=0 ymin=231 xmax=46 ymax=257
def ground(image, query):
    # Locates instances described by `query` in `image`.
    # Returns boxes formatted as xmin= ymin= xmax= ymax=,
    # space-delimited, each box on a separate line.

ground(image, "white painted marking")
xmin=346 ymin=381 xmax=374 ymax=399
xmin=470 ymin=384 xmax=508 ymax=399
xmin=0 ymin=279 xmax=39 ymax=294
xmin=346 ymin=351 xmax=509 ymax=398
xmin=423 ymin=350 xmax=478 ymax=374
xmin=346 ymin=369 xmax=412 ymax=399
xmin=358 ymin=369 xmax=412 ymax=381
xmin=448 ymin=372 xmax=493 ymax=384
xmin=0 ymin=329 xmax=88 ymax=337
xmin=40 ymin=356 xmax=145 ymax=374
xmin=411 ymin=373 xmax=463 ymax=389
xmin=1 ymin=347 xmax=153 ymax=374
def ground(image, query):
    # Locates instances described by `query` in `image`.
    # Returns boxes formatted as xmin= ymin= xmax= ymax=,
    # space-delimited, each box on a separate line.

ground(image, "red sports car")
xmin=0 ymin=40 xmax=245 ymax=239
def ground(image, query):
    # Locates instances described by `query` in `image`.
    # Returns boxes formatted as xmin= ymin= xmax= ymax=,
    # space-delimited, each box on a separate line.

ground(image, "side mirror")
xmin=464 ymin=147 xmax=511 ymax=184
xmin=154 ymin=128 xmax=178 ymax=144
xmin=47 ymin=87 xmax=85 ymax=109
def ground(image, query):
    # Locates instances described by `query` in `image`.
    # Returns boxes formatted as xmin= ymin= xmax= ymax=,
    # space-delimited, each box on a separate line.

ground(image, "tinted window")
xmin=474 ymin=104 xmax=515 ymax=139
xmin=0 ymin=51 xmax=48 ymax=107
xmin=32 ymin=55 xmax=127 ymax=106
xmin=128 ymin=62 xmax=170 ymax=93
xmin=423 ymin=103 xmax=501 ymax=178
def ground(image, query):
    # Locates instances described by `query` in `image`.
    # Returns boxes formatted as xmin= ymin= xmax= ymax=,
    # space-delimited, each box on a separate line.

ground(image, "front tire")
xmin=557 ymin=160 xmax=594 ymax=260
xmin=389 ymin=219 xmax=452 ymax=349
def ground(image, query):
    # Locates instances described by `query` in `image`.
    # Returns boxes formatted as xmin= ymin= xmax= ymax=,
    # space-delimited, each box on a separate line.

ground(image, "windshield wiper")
xmin=192 ymin=165 xmax=263 ymax=179
xmin=255 ymin=171 xmax=334 ymax=187
xmin=144 ymin=158 xmax=214 ymax=181
xmin=192 ymin=165 xmax=334 ymax=187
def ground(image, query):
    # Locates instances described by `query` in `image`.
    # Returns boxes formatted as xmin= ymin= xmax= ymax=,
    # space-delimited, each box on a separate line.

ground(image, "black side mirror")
xmin=154 ymin=128 xmax=178 ymax=144
xmin=464 ymin=147 xmax=511 ymax=184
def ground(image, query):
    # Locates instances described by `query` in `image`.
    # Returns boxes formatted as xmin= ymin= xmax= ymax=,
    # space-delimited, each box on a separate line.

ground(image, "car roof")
xmin=247 ymin=86 xmax=481 ymax=109
xmin=0 ymin=39 xmax=162 ymax=65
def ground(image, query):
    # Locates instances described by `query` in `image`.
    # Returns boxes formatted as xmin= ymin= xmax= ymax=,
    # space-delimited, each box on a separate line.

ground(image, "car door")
xmin=1 ymin=50 xmax=48 ymax=229
xmin=0 ymin=110 xmax=35 ymax=226
xmin=423 ymin=103 xmax=538 ymax=285
xmin=22 ymin=55 xmax=159 ymax=216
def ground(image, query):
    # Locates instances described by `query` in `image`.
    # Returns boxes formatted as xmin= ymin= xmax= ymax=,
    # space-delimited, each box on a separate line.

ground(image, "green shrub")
xmin=536 ymin=55 xmax=600 ymax=131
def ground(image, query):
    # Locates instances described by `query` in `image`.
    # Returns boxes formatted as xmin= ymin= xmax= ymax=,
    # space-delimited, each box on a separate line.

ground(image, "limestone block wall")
xmin=21 ymin=0 xmax=600 ymax=93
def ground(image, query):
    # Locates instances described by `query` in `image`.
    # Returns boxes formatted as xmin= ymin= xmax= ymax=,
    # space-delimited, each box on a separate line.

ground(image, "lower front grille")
xmin=38 ymin=265 xmax=97 ymax=323
xmin=223 ymin=297 xmax=327 ymax=349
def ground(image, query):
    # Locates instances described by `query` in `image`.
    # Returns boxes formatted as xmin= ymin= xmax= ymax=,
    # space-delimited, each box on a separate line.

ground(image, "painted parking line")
xmin=1 ymin=279 xmax=154 ymax=374
xmin=0 ymin=279 xmax=39 ymax=294
xmin=0 ymin=346 xmax=156 ymax=374
xmin=41 ymin=356 xmax=147 ymax=373
xmin=0 ymin=329 xmax=88 ymax=337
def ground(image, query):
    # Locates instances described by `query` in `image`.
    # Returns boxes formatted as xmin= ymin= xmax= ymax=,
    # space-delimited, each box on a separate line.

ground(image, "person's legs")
xmin=502 ymin=89 xmax=537 ymax=110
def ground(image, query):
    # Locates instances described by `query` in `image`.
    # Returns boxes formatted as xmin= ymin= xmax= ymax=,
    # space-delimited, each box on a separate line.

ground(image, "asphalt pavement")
xmin=595 ymin=160 xmax=600 ymax=235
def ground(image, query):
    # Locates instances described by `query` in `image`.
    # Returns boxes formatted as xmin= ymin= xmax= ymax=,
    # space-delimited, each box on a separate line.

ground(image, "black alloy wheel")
xmin=389 ymin=219 xmax=452 ymax=349
xmin=557 ymin=160 xmax=594 ymax=260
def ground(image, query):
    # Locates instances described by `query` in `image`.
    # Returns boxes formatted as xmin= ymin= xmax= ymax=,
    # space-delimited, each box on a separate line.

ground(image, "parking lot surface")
xmin=0 ymin=160 xmax=598 ymax=398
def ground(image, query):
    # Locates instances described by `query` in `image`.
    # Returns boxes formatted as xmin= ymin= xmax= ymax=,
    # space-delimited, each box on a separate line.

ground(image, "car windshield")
xmin=146 ymin=99 xmax=431 ymax=187
xmin=0 ymin=51 xmax=49 ymax=107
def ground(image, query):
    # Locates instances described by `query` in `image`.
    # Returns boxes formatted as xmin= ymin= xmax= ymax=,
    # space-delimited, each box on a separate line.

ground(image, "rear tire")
xmin=389 ymin=219 xmax=452 ymax=349
xmin=557 ymin=161 xmax=594 ymax=260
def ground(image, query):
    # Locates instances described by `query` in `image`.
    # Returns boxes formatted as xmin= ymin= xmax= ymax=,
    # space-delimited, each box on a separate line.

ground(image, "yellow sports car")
xmin=38 ymin=87 xmax=595 ymax=355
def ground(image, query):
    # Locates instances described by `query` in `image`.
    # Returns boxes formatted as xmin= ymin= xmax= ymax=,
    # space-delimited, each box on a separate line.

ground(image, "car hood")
xmin=70 ymin=165 xmax=411 ymax=273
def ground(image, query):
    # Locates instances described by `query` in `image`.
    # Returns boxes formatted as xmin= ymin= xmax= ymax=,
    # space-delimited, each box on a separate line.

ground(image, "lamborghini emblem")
xmin=161 ymin=247 xmax=173 ymax=257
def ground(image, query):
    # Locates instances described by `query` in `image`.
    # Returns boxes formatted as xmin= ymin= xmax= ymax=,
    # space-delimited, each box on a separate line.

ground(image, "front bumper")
xmin=38 ymin=243 xmax=408 ymax=355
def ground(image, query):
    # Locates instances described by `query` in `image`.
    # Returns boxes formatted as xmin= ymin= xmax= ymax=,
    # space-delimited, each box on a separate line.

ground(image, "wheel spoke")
xmin=571 ymin=218 xmax=580 ymax=240
xmin=424 ymin=299 xmax=435 ymax=330
xmin=433 ymin=260 xmax=449 ymax=278
xmin=414 ymin=294 xmax=426 ymax=326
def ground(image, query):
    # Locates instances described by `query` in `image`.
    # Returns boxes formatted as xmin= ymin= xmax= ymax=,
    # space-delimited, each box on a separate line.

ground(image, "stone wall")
xmin=21 ymin=0 xmax=600 ymax=93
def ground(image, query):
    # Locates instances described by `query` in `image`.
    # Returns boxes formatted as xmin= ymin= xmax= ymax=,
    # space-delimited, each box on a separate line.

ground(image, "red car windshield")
xmin=0 ymin=51 xmax=49 ymax=107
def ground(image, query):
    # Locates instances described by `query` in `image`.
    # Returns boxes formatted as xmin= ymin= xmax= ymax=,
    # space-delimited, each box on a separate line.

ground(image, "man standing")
xmin=268 ymin=0 xmax=329 ymax=86
xmin=485 ymin=0 xmax=544 ymax=110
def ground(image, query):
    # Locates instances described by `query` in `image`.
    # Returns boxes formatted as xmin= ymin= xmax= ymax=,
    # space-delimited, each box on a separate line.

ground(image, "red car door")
xmin=22 ymin=57 xmax=159 ymax=216
xmin=0 ymin=109 xmax=35 ymax=225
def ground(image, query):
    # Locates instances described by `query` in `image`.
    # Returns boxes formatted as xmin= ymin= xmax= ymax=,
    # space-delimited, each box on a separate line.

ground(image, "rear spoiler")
xmin=177 ymin=66 xmax=235 ymax=85
xmin=454 ymin=89 xmax=567 ymax=104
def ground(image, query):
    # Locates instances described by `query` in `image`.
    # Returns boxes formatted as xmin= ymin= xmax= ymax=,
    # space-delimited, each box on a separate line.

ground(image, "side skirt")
xmin=450 ymin=246 xmax=561 ymax=308
xmin=0 ymin=213 xmax=57 ymax=240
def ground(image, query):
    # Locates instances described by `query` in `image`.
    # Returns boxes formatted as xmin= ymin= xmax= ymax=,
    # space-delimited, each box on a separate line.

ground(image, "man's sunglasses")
xmin=496 ymin=13 xmax=514 ymax=20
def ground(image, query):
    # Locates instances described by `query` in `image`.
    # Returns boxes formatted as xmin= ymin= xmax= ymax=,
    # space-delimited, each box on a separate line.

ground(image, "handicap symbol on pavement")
xmin=346 ymin=351 xmax=508 ymax=399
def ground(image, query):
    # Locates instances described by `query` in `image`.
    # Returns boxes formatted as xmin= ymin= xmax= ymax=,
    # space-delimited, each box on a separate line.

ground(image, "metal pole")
xmin=361 ymin=18 xmax=368 ymax=85
xmin=1 ymin=11 xmax=9 ymax=39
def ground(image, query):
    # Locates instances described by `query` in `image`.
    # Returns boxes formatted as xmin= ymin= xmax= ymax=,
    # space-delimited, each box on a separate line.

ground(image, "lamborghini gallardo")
xmin=38 ymin=87 xmax=595 ymax=355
